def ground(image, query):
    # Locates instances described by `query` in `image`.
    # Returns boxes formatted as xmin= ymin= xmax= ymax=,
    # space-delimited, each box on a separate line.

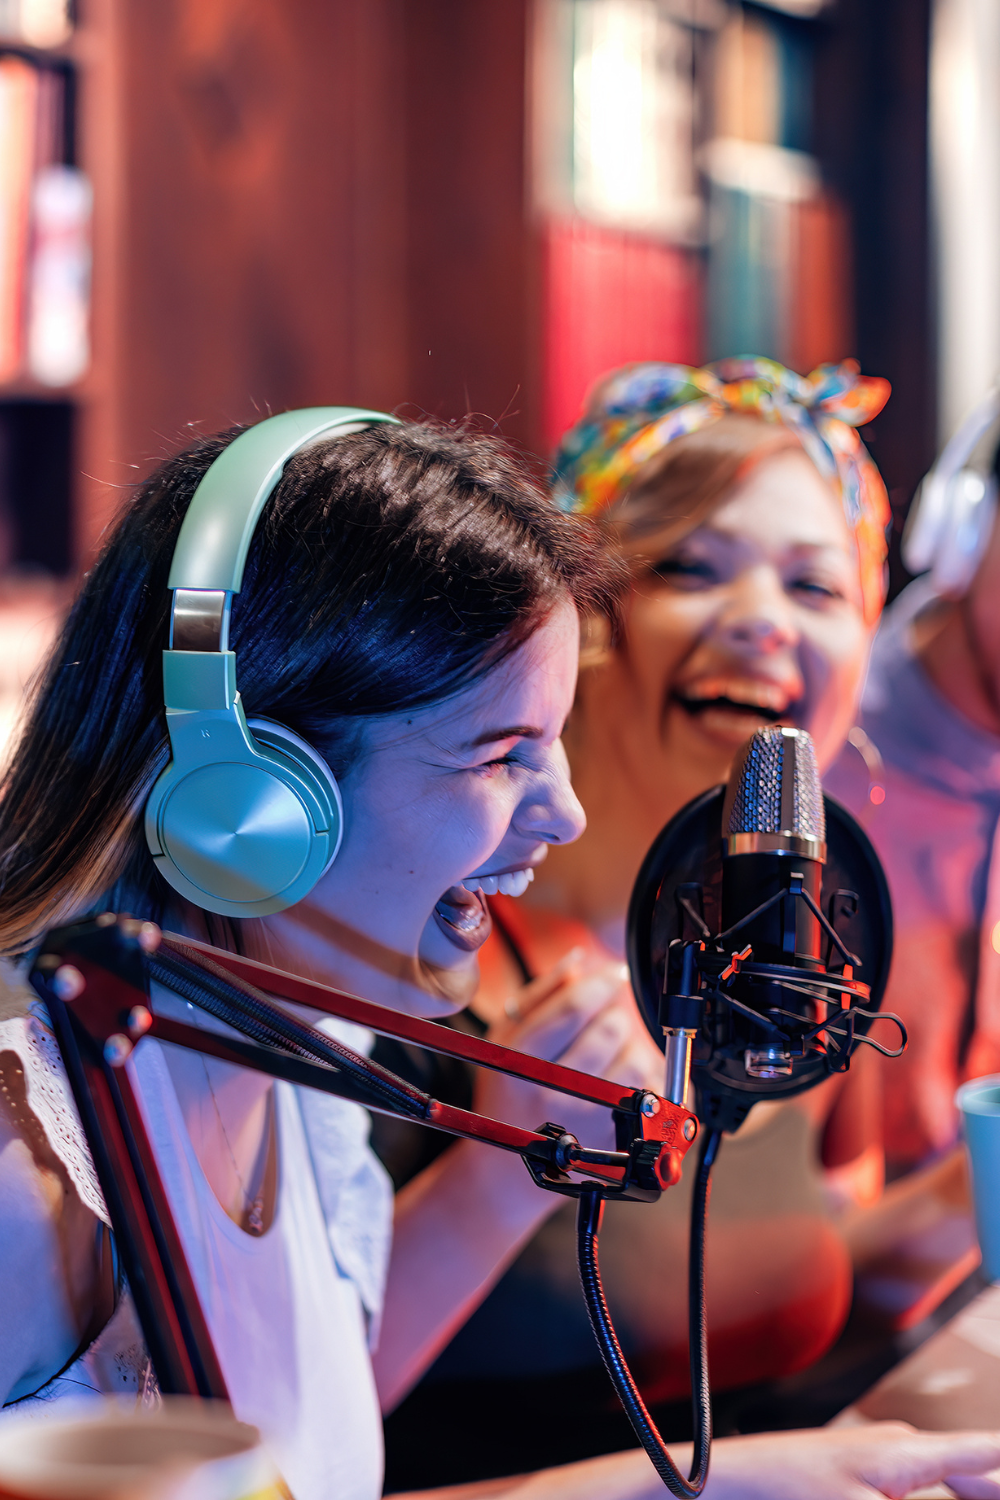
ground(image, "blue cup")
xmin=956 ymin=1074 xmax=1000 ymax=1281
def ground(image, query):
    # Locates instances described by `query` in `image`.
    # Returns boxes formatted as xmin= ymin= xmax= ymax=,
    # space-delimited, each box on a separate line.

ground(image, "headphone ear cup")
xmin=145 ymin=715 xmax=343 ymax=919
xmin=931 ymin=470 xmax=997 ymax=598
xmin=244 ymin=717 xmax=344 ymax=875
xmin=904 ymin=386 xmax=1000 ymax=596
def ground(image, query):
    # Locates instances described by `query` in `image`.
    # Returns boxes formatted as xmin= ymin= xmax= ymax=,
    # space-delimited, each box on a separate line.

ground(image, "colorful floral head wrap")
xmin=552 ymin=356 xmax=892 ymax=623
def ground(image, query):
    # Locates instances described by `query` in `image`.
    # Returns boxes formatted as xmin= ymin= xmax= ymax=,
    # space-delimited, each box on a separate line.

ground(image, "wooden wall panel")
xmin=76 ymin=0 xmax=412 ymax=557
xmin=402 ymin=0 xmax=537 ymax=450
xmin=73 ymin=0 xmax=539 ymax=560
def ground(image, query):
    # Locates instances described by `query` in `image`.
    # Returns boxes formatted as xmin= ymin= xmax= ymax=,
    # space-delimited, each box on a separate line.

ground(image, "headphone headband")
xmin=169 ymin=407 xmax=400 ymax=593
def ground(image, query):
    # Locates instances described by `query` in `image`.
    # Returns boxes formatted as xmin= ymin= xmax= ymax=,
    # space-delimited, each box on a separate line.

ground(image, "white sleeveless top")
xmin=0 ymin=970 xmax=393 ymax=1500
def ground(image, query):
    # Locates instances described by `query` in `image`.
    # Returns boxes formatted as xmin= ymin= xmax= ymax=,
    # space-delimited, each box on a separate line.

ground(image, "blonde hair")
xmin=601 ymin=412 xmax=818 ymax=559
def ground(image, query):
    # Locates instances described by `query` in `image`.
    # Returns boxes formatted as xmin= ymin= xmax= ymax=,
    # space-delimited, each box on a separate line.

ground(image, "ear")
xmin=577 ymin=610 xmax=615 ymax=671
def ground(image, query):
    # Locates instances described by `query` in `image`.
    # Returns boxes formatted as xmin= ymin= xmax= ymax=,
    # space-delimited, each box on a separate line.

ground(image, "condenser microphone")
xmin=627 ymin=725 xmax=900 ymax=1132
xmin=720 ymin=727 xmax=826 ymax=1080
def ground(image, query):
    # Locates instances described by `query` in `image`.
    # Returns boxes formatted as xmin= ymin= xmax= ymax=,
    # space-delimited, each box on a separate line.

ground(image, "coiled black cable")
xmin=148 ymin=943 xmax=431 ymax=1121
xmin=576 ymin=1127 xmax=722 ymax=1498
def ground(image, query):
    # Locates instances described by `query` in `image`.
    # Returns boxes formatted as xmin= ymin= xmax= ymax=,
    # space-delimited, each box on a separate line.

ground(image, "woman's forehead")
xmin=461 ymin=603 xmax=580 ymax=725
xmin=703 ymin=450 xmax=852 ymax=550
xmin=374 ymin=598 xmax=581 ymax=749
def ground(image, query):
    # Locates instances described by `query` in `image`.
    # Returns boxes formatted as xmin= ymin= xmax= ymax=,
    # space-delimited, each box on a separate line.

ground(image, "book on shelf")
xmin=0 ymin=52 xmax=89 ymax=388
xmin=705 ymin=4 xmax=851 ymax=370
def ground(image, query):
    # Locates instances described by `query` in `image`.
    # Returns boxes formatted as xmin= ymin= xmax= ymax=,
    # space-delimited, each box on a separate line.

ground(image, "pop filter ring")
xmin=626 ymin=788 xmax=894 ymax=1107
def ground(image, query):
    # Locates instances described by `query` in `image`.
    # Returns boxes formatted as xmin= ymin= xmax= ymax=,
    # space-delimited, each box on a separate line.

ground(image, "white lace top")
xmin=0 ymin=960 xmax=394 ymax=1500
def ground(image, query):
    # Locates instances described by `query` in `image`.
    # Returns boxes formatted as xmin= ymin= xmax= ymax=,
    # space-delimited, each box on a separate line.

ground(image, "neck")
xmin=162 ymin=893 xmax=474 ymax=1230
xmin=914 ymin=592 xmax=1000 ymax=737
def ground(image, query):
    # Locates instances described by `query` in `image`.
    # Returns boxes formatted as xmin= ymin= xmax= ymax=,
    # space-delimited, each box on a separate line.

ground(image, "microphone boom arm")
xmin=29 ymin=914 xmax=709 ymax=1498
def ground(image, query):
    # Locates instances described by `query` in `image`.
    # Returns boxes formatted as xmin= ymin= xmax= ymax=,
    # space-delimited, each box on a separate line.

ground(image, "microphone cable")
xmin=576 ymin=1126 xmax=722 ymax=1499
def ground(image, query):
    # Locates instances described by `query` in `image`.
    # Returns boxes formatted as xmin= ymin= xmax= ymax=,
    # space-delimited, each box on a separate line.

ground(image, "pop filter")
xmin=626 ymin=727 xmax=898 ymax=1131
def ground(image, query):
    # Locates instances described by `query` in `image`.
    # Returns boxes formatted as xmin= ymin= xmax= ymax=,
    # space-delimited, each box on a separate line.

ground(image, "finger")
xmin=861 ymin=1430 xmax=1000 ymax=1495
xmin=906 ymin=1433 xmax=1000 ymax=1479
xmin=556 ymin=1001 xmax=635 ymax=1078
xmin=509 ymin=965 xmax=630 ymax=1061
xmin=504 ymin=948 xmax=587 ymax=1022
xmin=947 ymin=1473 xmax=1000 ymax=1499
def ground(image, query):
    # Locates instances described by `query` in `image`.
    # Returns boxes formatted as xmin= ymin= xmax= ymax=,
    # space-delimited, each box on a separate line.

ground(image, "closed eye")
xmin=474 ymin=751 xmax=520 ymax=777
xmin=790 ymin=577 xmax=843 ymax=601
xmin=651 ymin=555 xmax=719 ymax=587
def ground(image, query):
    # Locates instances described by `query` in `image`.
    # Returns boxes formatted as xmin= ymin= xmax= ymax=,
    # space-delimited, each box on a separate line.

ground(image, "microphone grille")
xmin=724 ymin=726 xmax=825 ymax=840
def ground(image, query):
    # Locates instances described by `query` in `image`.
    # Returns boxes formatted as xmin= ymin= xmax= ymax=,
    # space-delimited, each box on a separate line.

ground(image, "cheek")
xmin=815 ymin=609 xmax=868 ymax=671
xmin=419 ymin=775 xmax=521 ymax=878
xmin=799 ymin=611 xmax=871 ymax=707
xmin=625 ymin=590 xmax=710 ymax=684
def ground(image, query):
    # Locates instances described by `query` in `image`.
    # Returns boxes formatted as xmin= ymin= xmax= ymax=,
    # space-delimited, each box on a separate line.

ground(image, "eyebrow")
xmin=466 ymin=725 xmax=544 ymax=749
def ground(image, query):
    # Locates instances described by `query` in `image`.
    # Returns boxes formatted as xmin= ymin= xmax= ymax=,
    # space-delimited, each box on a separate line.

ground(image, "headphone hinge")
xmin=170 ymin=589 xmax=231 ymax=652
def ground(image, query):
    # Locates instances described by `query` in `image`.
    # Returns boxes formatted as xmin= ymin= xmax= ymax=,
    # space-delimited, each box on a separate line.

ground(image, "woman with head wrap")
xmin=542 ymin=356 xmax=890 ymax=939
xmin=379 ymin=358 xmax=896 ymax=1488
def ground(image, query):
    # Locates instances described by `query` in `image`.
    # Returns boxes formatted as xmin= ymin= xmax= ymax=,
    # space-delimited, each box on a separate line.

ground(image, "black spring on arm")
xmin=575 ymin=1127 xmax=723 ymax=1498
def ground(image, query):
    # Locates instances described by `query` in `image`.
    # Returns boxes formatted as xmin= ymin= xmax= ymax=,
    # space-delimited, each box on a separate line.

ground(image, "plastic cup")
xmin=957 ymin=1073 xmax=1000 ymax=1281
xmin=0 ymin=1399 xmax=286 ymax=1500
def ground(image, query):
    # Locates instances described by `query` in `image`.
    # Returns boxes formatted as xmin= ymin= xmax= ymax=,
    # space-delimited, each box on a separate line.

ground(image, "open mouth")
xmin=673 ymin=678 xmax=799 ymax=724
xmin=432 ymin=862 xmax=538 ymax=951
xmin=676 ymin=693 xmax=785 ymax=722
xmin=433 ymin=884 xmax=493 ymax=952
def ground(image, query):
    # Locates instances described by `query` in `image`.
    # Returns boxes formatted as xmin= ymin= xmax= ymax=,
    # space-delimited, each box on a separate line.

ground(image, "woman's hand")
xmin=474 ymin=950 xmax=665 ymax=1151
xmin=702 ymin=1424 xmax=1000 ymax=1499
xmin=386 ymin=1424 xmax=1000 ymax=1499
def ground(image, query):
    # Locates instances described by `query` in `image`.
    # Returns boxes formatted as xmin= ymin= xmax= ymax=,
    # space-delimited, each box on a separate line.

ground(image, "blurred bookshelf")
xmin=0 ymin=0 xmax=933 ymax=594
xmin=530 ymin=0 xmax=854 ymax=451
xmin=527 ymin=0 xmax=934 ymax=584
xmin=703 ymin=3 xmax=853 ymax=372
xmin=0 ymin=0 xmax=85 ymax=581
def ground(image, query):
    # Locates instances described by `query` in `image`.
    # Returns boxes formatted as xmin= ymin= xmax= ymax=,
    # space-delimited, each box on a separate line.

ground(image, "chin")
xmin=411 ymin=947 xmax=481 ymax=1017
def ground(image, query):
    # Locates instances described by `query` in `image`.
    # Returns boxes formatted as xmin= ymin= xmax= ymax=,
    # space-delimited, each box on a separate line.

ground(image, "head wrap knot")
xmin=553 ymin=356 xmax=892 ymax=623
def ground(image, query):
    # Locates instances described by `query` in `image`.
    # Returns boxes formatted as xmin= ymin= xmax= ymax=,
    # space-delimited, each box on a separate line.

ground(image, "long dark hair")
xmin=0 ymin=419 xmax=624 ymax=952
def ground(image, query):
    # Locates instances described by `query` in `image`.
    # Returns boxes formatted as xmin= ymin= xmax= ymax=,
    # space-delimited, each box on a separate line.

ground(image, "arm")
xmin=372 ymin=958 xmax=664 ymax=1411
xmin=386 ymin=1425 xmax=1000 ymax=1500
xmin=0 ymin=1050 xmax=111 ymax=1403
xmin=820 ymin=1044 xmax=886 ymax=1212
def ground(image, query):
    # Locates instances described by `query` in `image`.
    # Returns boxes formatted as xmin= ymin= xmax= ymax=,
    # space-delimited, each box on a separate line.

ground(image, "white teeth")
xmin=462 ymin=867 xmax=535 ymax=899
xmin=684 ymin=679 xmax=790 ymax=713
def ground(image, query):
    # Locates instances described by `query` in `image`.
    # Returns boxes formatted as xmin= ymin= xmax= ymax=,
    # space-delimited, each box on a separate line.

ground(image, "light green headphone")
xmin=144 ymin=406 xmax=399 ymax=918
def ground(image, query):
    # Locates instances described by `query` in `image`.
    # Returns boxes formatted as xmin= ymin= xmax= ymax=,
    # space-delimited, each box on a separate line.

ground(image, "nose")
xmin=513 ymin=743 xmax=587 ymax=847
xmin=712 ymin=567 xmax=799 ymax=657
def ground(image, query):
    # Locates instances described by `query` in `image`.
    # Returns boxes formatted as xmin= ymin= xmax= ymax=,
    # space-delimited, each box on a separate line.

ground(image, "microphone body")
xmin=720 ymin=726 xmax=824 ymax=1079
